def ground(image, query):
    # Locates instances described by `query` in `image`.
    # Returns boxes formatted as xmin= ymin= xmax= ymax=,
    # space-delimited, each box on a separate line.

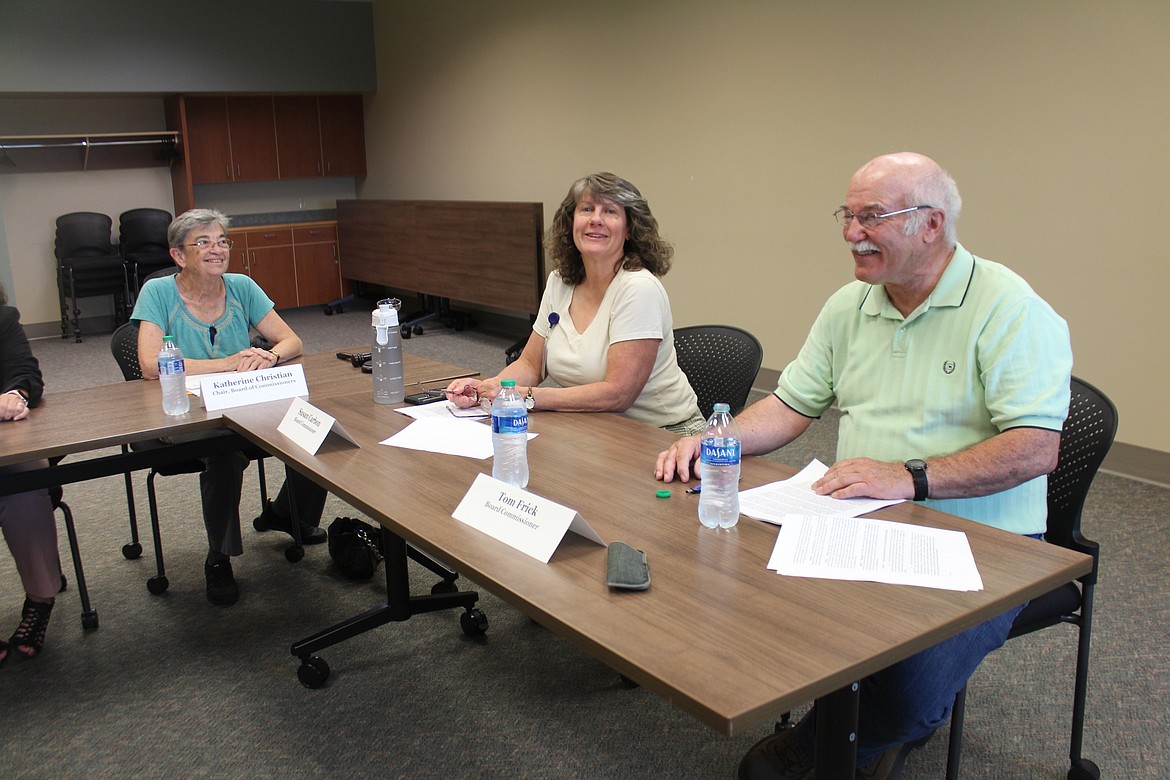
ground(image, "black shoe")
xmin=253 ymin=501 xmax=326 ymax=545
xmin=738 ymin=719 xmax=814 ymax=780
xmin=205 ymin=560 xmax=240 ymax=605
xmin=9 ymin=598 xmax=54 ymax=659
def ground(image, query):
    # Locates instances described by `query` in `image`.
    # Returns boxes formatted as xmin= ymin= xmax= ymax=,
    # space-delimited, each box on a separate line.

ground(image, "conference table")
xmin=0 ymin=351 xmax=1092 ymax=778
xmin=217 ymin=368 xmax=1092 ymax=778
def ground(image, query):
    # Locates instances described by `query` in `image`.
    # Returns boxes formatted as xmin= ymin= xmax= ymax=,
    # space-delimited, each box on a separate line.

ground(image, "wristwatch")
xmin=904 ymin=459 xmax=929 ymax=501
xmin=524 ymin=387 xmax=535 ymax=411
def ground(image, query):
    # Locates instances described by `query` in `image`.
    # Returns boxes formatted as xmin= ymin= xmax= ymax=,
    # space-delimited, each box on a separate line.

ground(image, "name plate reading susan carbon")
xmin=277 ymin=397 xmax=358 ymax=455
xmin=200 ymin=364 xmax=309 ymax=411
xmin=453 ymin=473 xmax=605 ymax=563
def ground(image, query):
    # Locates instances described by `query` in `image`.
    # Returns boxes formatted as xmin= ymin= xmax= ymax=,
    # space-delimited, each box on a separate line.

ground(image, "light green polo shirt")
xmin=775 ymin=243 xmax=1072 ymax=533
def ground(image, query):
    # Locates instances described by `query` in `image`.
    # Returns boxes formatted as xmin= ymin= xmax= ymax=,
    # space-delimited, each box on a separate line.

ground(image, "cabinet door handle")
xmin=236 ymin=164 xmax=242 ymax=178
xmin=251 ymin=251 xmax=257 ymax=266
xmin=263 ymin=233 xmax=277 ymax=239
xmin=225 ymin=164 xmax=231 ymax=179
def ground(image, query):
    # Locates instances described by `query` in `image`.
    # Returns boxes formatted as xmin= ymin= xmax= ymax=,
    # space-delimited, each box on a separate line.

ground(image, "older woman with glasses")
xmin=131 ymin=209 xmax=328 ymax=606
xmin=446 ymin=172 xmax=702 ymax=435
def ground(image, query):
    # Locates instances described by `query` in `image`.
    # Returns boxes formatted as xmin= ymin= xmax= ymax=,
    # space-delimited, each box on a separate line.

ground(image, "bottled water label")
xmin=158 ymin=356 xmax=185 ymax=376
xmin=701 ymin=440 xmax=740 ymax=466
xmin=492 ymin=414 xmax=528 ymax=435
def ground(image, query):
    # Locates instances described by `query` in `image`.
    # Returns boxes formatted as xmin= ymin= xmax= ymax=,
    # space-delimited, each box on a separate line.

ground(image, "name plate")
xmin=200 ymin=364 xmax=309 ymax=411
xmin=276 ymin=397 xmax=358 ymax=455
xmin=452 ymin=473 xmax=605 ymax=563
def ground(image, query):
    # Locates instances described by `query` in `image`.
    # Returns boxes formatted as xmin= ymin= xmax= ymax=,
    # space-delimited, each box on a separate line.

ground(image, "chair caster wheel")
xmin=460 ymin=608 xmax=488 ymax=636
xmin=1068 ymin=759 xmax=1100 ymax=780
xmin=285 ymin=544 xmax=304 ymax=563
xmin=82 ymin=610 xmax=99 ymax=631
xmin=122 ymin=542 xmax=143 ymax=559
xmin=298 ymin=656 xmax=330 ymax=688
xmin=431 ymin=580 xmax=458 ymax=595
xmin=147 ymin=575 xmax=169 ymax=594
xmin=253 ymin=516 xmax=268 ymax=532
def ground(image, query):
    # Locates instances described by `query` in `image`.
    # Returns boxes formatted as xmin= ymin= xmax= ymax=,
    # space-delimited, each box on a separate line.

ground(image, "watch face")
xmin=906 ymin=459 xmax=927 ymax=471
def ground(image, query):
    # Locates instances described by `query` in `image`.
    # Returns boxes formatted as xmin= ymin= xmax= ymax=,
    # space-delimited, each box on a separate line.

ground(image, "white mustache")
xmin=851 ymin=240 xmax=879 ymax=253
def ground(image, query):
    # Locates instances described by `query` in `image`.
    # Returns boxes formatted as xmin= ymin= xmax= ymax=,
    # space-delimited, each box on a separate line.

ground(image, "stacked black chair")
xmin=673 ymin=324 xmax=764 ymax=419
xmin=109 ymin=321 xmax=273 ymax=595
xmin=118 ymin=208 xmax=173 ymax=300
xmin=945 ymin=376 xmax=1117 ymax=780
xmin=55 ymin=212 xmax=130 ymax=342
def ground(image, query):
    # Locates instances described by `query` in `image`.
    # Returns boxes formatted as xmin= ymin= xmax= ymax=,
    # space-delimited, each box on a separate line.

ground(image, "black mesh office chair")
xmin=945 ymin=377 xmax=1117 ymax=780
xmin=673 ymin=325 xmax=764 ymax=419
xmin=118 ymin=208 xmax=173 ymax=300
xmin=109 ymin=321 xmax=271 ymax=594
xmin=55 ymin=212 xmax=130 ymax=343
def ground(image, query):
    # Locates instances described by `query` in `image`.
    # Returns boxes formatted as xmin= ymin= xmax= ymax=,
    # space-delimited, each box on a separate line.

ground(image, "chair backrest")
xmin=118 ymin=208 xmax=172 ymax=256
xmin=110 ymin=321 xmax=142 ymax=381
xmin=142 ymin=266 xmax=179 ymax=284
xmin=1046 ymin=376 xmax=1118 ymax=553
xmin=673 ymin=324 xmax=764 ymax=420
xmin=55 ymin=211 xmax=117 ymax=260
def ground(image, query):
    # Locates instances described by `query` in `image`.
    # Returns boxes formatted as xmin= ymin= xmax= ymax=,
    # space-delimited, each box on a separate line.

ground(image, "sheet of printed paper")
xmin=739 ymin=459 xmax=904 ymax=524
xmin=767 ymin=514 xmax=983 ymax=591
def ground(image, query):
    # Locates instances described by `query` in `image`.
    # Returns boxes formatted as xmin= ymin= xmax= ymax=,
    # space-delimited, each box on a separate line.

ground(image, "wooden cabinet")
xmin=274 ymin=95 xmax=366 ymax=180
xmin=180 ymin=96 xmax=279 ymax=184
xmin=229 ymin=222 xmax=342 ymax=310
xmin=318 ymin=95 xmax=366 ymax=177
xmin=292 ymin=224 xmax=343 ymax=306
xmin=168 ymin=94 xmax=365 ymax=211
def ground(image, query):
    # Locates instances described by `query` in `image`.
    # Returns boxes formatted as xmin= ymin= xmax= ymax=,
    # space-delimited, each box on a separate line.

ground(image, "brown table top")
xmin=222 ymin=392 xmax=1092 ymax=736
xmin=0 ymin=351 xmax=474 ymax=467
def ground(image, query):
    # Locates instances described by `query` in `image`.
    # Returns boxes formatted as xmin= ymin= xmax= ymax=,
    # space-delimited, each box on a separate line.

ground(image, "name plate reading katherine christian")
xmin=453 ymin=473 xmax=605 ymax=563
xmin=200 ymin=364 xmax=309 ymax=411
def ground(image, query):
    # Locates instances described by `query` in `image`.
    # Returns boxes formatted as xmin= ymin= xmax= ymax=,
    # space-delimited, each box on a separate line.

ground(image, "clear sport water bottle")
xmin=158 ymin=335 xmax=190 ymax=416
xmin=491 ymin=379 xmax=529 ymax=488
xmin=371 ymin=298 xmax=404 ymax=404
xmin=698 ymin=403 xmax=741 ymax=529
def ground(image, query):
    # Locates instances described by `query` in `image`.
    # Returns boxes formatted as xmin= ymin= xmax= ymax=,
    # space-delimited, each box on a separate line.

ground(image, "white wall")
xmin=363 ymin=0 xmax=1170 ymax=453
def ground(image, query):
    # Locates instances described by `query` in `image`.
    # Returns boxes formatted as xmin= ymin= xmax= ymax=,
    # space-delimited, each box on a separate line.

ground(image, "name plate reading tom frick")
xmin=200 ymin=364 xmax=309 ymax=411
xmin=453 ymin=473 xmax=605 ymax=563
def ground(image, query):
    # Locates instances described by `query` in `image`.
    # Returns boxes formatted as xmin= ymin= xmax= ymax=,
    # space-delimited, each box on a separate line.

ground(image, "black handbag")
xmin=327 ymin=517 xmax=384 ymax=579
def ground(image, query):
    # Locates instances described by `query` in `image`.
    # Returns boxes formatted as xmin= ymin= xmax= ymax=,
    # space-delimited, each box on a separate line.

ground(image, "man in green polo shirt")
xmin=655 ymin=152 xmax=1072 ymax=779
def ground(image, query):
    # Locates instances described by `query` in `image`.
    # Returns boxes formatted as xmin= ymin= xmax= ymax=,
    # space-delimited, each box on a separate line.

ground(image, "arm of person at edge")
xmin=445 ymin=330 xmax=658 ymax=413
xmin=654 ymin=392 xmax=1060 ymax=501
xmin=0 ymin=307 xmax=42 ymax=421
xmin=137 ymin=310 xmax=303 ymax=380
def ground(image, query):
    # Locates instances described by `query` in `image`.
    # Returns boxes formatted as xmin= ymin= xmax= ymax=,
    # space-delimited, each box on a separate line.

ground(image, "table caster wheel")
xmin=322 ymin=304 xmax=334 ymax=315
xmin=147 ymin=575 xmax=169 ymax=595
xmin=431 ymin=580 xmax=458 ymax=595
xmin=82 ymin=610 xmax=99 ymax=631
xmin=122 ymin=542 xmax=143 ymax=559
xmin=461 ymin=608 xmax=488 ymax=636
xmin=400 ymin=326 xmax=411 ymax=339
xmin=284 ymin=544 xmax=304 ymax=563
xmin=298 ymin=656 xmax=330 ymax=688
xmin=412 ymin=325 xmax=424 ymax=336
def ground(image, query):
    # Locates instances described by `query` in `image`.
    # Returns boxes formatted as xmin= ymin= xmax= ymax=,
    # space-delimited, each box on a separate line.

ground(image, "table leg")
xmin=814 ymin=681 xmax=859 ymax=779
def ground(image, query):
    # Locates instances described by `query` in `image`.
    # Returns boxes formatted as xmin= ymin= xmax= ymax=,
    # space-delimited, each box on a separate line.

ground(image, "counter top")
xmin=227 ymin=209 xmax=336 ymax=227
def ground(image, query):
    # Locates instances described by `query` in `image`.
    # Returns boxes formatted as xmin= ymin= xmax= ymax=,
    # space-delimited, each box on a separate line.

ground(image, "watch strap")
xmin=905 ymin=459 xmax=929 ymax=501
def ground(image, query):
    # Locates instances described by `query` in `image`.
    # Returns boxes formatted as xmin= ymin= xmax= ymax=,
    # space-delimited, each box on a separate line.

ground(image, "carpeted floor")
xmin=2 ymin=304 xmax=1167 ymax=778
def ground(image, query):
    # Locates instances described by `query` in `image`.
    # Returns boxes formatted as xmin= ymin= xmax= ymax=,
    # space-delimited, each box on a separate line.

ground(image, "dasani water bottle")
xmin=491 ymin=379 xmax=529 ymax=488
xmin=158 ymin=335 xmax=190 ymax=416
xmin=698 ymin=403 xmax=740 ymax=528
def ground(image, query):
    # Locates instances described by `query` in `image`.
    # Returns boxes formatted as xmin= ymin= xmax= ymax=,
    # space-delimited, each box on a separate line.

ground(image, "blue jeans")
xmin=797 ymin=531 xmax=1043 ymax=765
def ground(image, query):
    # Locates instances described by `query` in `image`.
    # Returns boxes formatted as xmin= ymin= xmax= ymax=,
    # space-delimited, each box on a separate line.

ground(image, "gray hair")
xmin=903 ymin=166 xmax=962 ymax=246
xmin=168 ymin=208 xmax=231 ymax=249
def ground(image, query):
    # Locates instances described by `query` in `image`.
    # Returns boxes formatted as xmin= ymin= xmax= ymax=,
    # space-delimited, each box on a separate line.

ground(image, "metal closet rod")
xmin=0 ymin=137 xmax=176 ymax=151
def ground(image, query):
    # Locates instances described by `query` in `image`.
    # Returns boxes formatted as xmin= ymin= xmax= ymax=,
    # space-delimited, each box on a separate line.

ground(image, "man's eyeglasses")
xmin=833 ymin=205 xmax=935 ymax=229
xmin=185 ymin=238 xmax=234 ymax=251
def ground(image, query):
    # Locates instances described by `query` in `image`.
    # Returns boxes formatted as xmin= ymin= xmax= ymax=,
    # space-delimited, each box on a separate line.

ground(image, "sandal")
xmin=9 ymin=598 xmax=54 ymax=659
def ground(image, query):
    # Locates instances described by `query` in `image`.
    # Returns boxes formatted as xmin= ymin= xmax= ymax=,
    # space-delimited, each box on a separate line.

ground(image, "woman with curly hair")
xmin=448 ymin=172 xmax=702 ymax=434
